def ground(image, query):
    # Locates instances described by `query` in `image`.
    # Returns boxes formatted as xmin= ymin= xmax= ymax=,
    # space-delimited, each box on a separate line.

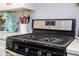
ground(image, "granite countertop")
xmin=67 ymin=38 xmax=79 ymax=56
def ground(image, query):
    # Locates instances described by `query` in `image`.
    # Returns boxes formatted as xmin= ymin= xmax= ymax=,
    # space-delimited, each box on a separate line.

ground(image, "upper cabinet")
xmin=24 ymin=3 xmax=35 ymax=10
xmin=0 ymin=3 xmax=34 ymax=13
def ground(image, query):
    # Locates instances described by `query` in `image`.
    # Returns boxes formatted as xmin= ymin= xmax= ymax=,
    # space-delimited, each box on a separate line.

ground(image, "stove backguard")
xmin=32 ymin=19 xmax=76 ymax=37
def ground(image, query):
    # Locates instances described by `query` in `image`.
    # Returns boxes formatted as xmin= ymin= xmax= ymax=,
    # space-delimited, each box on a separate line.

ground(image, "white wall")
xmin=75 ymin=7 xmax=79 ymax=35
xmin=31 ymin=3 xmax=77 ymax=19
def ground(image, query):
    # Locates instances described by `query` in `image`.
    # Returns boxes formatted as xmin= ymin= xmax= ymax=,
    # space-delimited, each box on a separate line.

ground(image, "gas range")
xmin=6 ymin=19 xmax=76 ymax=56
xmin=8 ymin=33 xmax=74 ymax=48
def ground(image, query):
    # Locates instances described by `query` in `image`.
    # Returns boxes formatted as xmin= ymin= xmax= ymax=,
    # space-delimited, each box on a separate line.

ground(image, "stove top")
xmin=6 ymin=19 xmax=76 ymax=56
xmin=8 ymin=33 xmax=74 ymax=48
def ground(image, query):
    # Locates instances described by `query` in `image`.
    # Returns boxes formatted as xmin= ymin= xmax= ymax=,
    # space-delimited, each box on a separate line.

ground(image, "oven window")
xmin=45 ymin=21 xmax=55 ymax=26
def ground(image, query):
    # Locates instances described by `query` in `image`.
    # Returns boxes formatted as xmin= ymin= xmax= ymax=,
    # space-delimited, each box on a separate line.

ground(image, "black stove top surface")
xmin=8 ymin=33 xmax=74 ymax=48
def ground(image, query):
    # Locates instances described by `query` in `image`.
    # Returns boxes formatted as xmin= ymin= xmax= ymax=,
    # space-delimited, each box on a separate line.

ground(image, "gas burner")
xmin=10 ymin=33 xmax=73 ymax=45
xmin=40 ymin=37 xmax=56 ymax=42
xmin=35 ymin=36 xmax=70 ymax=45
xmin=19 ymin=34 xmax=70 ymax=44
xmin=44 ymin=38 xmax=51 ymax=41
xmin=19 ymin=34 xmax=44 ymax=40
xmin=20 ymin=35 xmax=35 ymax=39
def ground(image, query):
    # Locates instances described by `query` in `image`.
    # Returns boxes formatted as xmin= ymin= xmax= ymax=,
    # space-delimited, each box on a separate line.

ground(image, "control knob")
xmin=37 ymin=50 xmax=42 ymax=56
xmin=47 ymin=52 xmax=52 ymax=56
xmin=14 ymin=44 xmax=18 ymax=50
xmin=25 ymin=48 xmax=29 ymax=53
xmin=9 ymin=44 xmax=13 ymax=48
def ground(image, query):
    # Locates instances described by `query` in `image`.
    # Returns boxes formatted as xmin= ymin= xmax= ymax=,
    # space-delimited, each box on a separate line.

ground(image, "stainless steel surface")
xmin=33 ymin=20 xmax=72 ymax=31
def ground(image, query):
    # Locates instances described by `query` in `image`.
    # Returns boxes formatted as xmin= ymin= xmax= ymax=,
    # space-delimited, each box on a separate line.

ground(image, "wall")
xmin=76 ymin=7 xmax=79 ymax=35
xmin=31 ymin=3 xmax=77 ymax=19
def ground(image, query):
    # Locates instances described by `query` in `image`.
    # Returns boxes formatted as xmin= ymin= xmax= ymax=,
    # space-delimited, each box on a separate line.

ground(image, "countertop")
xmin=67 ymin=38 xmax=79 ymax=56
xmin=0 ymin=31 xmax=25 ymax=40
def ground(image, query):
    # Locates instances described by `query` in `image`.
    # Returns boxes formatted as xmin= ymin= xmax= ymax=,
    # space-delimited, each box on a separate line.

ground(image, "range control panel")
xmin=33 ymin=20 xmax=72 ymax=31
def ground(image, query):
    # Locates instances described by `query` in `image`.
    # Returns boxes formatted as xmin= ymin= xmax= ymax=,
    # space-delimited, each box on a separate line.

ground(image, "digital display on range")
xmin=45 ymin=21 xmax=55 ymax=26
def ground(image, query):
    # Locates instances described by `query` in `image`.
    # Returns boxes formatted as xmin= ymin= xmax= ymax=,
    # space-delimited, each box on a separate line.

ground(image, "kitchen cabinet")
xmin=0 ymin=3 xmax=25 ymax=10
xmin=0 ymin=3 xmax=34 ymax=13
